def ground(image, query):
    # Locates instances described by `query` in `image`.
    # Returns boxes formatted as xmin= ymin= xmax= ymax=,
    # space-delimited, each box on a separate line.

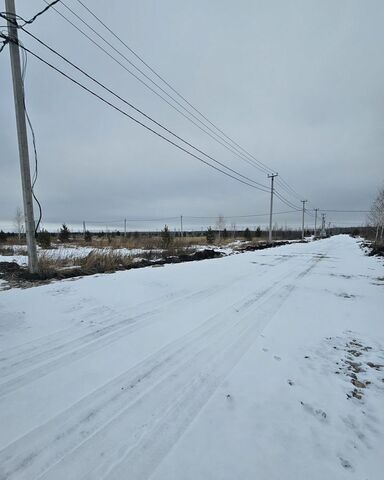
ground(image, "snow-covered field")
xmin=0 ymin=235 xmax=383 ymax=479
xmin=0 ymin=243 xmax=238 ymax=268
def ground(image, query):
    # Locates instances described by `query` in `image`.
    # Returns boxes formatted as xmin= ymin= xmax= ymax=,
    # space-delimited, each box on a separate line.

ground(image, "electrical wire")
xmin=73 ymin=0 xmax=274 ymax=176
xmin=20 ymin=41 xmax=42 ymax=233
xmin=186 ymin=210 xmax=300 ymax=220
xmin=84 ymin=210 xmax=302 ymax=224
xmin=0 ymin=8 xmax=44 ymax=233
xmin=53 ymin=0 xmax=314 ymax=206
xmin=72 ymin=0 xmax=317 ymax=208
xmin=2 ymin=1 xmax=313 ymax=207
xmin=320 ymin=209 xmax=370 ymax=213
xmin=3 ymin=36 xmax=272 ymax=193
xmin=19 ymin=28 xmax=269 ymax=192
xmin=0 ymin=1 xmax=60 ymax=27
xmin=45 ymin=0 xmax=272 ymax=178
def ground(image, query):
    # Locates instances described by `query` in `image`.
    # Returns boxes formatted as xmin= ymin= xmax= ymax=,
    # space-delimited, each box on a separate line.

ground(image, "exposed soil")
xmin=362 ymin=241 xmax=384 ymax=257
xmin=236 ymin=240 xmax=293 ymax=252
xmin=0 ymin=249 xmax=223 ymax=288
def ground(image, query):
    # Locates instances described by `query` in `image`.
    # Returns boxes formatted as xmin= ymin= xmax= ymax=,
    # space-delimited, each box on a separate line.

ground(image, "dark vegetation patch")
xmin=236 ymin=240 xmax=293 ymax=252
xmin=362 ymin=241 xmax=384 ymax=257
xmin=0 ymin=249 xmax=223 ymax=288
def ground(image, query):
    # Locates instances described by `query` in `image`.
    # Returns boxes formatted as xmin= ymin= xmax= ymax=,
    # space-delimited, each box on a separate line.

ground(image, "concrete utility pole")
xmin=6 ymin=0 xmax=38 ymax=274
xmin=180 ymin=215 xmax=183 ymax=238
xmin=314 ymin=208 xmax=319 ymax=237
xmin=82 ymin=220 xmax=86 ymax=239
xmin=301 ymin=200 xmax=307 ymax=240
xmin=124 ymin=218 xmax=127 ymax=238
xmin=268 ymin=173 xmax=278 ymax=243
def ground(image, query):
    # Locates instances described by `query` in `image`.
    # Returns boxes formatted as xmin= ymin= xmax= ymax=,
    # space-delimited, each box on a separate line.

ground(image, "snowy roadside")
xmin=0 ymin=238 xmax=304 ymax=287
xmin=151 ymin=236 xmax=384 ymax=480
xmin=0 ymin=235 xmax=382 ymax=479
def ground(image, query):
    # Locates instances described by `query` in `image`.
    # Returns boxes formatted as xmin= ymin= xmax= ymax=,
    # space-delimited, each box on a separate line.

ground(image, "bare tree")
xmin=231 ymin=222 xmax=236 ymax=240
xmin=369 ymin=185 xmax=384 ymax=243
xmin=14 ymin=207 xmax=24 ymax=242
xmin=215 ymin=214 xmax=225 ymax=243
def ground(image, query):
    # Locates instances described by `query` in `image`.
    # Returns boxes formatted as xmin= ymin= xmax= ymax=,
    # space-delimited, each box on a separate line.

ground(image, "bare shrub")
xmin=78 ymin=250 xmax=134 ymax=274
xmin=0 ymin=247 xmax=14 ymax=256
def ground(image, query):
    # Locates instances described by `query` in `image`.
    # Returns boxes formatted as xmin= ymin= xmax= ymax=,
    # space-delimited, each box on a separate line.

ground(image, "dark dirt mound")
xmin=0 ymin=249 xmax=224 ymax=287
xmin=237 ymin=240 xmax=292 ymax=252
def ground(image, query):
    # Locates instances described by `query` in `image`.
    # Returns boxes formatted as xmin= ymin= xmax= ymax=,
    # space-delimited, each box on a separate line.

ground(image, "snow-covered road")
xmin=0 ymin=235 xmax=383 ymax=479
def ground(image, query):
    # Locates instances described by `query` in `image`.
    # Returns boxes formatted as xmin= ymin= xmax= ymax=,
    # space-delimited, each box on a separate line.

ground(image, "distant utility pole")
xmin=124 ymin=218 xmax=127 ymax=238
xmin=180 ymin=215 xmax=183 ymax=237
xmin=321 ymin=213 xmax=326 ymax=237
xmin=268 ymin=173 xmax=278 ymax=243
xmin=314 ymin=208 xmax=319 ymax=237
xmin=6 ymin=0 xmax=38 ymax=274
xmin=301 ymin=200 xmax=307 ymax=240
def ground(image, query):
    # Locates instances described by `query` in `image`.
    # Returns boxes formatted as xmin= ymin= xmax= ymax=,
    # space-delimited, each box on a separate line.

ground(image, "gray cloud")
xmin=1 ymin=0 xmax=383 ymax=231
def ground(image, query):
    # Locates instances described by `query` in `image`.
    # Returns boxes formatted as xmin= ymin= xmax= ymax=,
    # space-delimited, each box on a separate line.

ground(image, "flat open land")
xmin=0 ymin=235 xmax=383 ymax=479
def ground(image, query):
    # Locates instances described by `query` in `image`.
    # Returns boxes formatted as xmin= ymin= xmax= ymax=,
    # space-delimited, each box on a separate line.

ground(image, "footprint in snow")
xmin=300 ymin=401 xmax=327 ymax=422
xmin=274 ymin=355 xmax=282 ymax=361
xmin=262 ymin=348 xmax=268 ymax=352
xmin=338 ymin=456 xmax=353 ymax=470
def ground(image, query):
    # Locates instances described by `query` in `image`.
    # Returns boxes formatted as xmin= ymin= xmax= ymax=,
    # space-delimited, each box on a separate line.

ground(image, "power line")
xmin=275 ymin=177 xmax=304 ymax=201
xmin=274 ymin=190 xmax=301 ymax=210
xmin=3 ymin=36 xmax=273 ymax=194
xmin=73 ymin=0 xmax=274 ymax=176
xmin=46 ymin=0 xmax=272 ymax=177
xmin=62 ymin=1 xmax=313 ymax=205
xmin=184 ymin=210 xmax=300 ymax=220
xmin=20 ymin=42 xmax=42 ymax=233
xmin=81 ymin=210 xmax=302 ymax=224
xmin=0 ymin=1 xmax=60 ymax=27
xmin=320 ymin=209 xmax=370 ymax=213
xmin=70 ymin=0 xmax=316 ymax=207
xmin=2 ymin=1 xmax=313 ymax=208
xmin=41 ymin=0 xmax=314 ymax=208
xmin=18 ymin=27 xmax=269 ymax=192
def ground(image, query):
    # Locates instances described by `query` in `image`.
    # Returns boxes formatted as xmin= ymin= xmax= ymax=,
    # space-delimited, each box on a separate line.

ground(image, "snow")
xmin=0 ymin=235 xmax=383 ymax=479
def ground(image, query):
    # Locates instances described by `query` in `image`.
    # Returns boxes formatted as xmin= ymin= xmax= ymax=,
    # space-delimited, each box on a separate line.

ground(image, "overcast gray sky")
xmin=1 ymin=0 xmax=383 ymax=231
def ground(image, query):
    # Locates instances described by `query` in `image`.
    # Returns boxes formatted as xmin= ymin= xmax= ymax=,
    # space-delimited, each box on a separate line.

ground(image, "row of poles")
xmin=267 ymin=173 xmax=326 ymax=242
xmin=4 ymin=0 xmax=326 ymax=274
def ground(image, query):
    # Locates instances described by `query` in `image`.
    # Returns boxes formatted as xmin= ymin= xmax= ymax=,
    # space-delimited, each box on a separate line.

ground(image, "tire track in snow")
xmin=0 ymin=266 xmax=262 ymax=398
xmin=0 ymin=283 xmax=227 ymax=399
xmin=0 ymin=289 xmax=189 ymax=371
xmin=0 ymin=255 xmax=322 ymax=480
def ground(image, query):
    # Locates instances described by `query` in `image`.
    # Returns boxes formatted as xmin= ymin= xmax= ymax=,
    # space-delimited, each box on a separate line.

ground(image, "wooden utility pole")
xmin=301 ymin=200 xmax=307 ymax=240
xmin=6 ymin=0 xmax=38 ymax=273
xmin=314 ymin=208 xmax=319 ymax=237
xmin=268 ymin=173 xmax=278 ymax=243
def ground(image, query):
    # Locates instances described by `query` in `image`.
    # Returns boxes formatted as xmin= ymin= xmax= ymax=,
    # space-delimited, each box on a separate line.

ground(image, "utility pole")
xmin=6 ymin=0 xmax=38 ymax=274
xmin=321 ymin=213 xmax=326 ymax=237
xmin=301 ymin=200 xmax=307 ymax=240
xmin=267 ymin=173 xmax=278 ymax=243
xmin=124 ymin=218 xmax=127 ymax=238
xmin=314 ymin=208 xmax=319 ymax=237
xmin=180 ymin=215 xmax=183 ymax=238
xmin=82 ymin=220 xmax=86 ymax=240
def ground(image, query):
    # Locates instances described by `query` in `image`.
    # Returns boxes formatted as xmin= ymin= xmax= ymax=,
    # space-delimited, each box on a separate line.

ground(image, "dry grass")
xmin=36 ymin=249 xmax=138 ymax=277
xmin=0 ymin=247 xmax=14 ymax=256
xmin=77 ymin=250 xmax=136 ymax=273
xmin=0 ymin=245 xmax=27 ymax=256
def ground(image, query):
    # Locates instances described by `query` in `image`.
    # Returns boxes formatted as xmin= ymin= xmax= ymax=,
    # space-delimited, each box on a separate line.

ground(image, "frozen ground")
xmin=0 ymin=235 xmax=383 ymax=479
xmin=0 ymin=243 xmax=237 ymax=268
